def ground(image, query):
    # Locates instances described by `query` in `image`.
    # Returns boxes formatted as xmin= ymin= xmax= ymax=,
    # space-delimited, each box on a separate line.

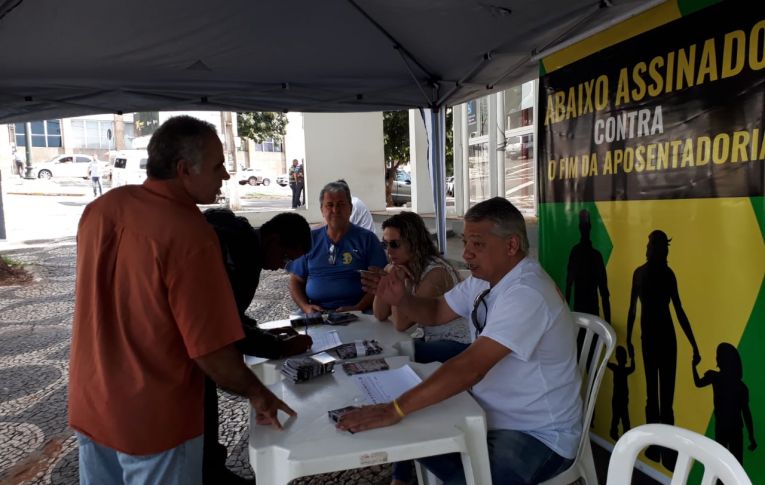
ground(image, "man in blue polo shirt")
xmin=288 ymin=181 xmax=387 ymax=312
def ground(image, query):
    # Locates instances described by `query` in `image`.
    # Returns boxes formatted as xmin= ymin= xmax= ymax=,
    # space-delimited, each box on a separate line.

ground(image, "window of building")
xmin=503 ymin=80 xmax=535 ymax=130
xmin=14 ymin=120 xmax=62 ymax=148
xmin=253 ymin=138 xmax=283 ymax=152
xmin=468 ymin=142 xmax=490 ymax=204
xmin=71 ymin=120 xmax=115 ymax=149
xmin=504 ymin=133 xmax=535 ymax=214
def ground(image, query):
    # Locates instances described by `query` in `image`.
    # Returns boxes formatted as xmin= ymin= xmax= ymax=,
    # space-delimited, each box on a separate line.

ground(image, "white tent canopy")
xmin=0 ymin=0 xmax=659 ymax=250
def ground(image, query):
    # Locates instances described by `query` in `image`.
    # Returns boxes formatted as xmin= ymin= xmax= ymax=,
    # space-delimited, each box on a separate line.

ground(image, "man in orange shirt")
xmin=68 ymin=116 xmax=294 ymax=485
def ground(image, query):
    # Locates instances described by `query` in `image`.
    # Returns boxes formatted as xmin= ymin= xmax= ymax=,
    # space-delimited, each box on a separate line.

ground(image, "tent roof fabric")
xmin=0 ymin=0 xmax=655 ymax=122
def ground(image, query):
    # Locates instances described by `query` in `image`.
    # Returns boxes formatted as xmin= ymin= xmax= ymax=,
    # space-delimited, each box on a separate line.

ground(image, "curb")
xmin=6 ymin=191 xmax=87 ymax=197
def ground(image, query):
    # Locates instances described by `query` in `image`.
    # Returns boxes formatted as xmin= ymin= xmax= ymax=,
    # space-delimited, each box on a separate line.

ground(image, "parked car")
xmin=446 ymin=176 xmax=455 ymax=196
xmin=391 ymin=170 xmax=411 ymax=206
xmin=35 ymin=154 xmax=106 ymax=180
xmin=276 ymin=174 xmax=290 ymax=187
xmin=111 ymin=150 xmax=148 ymax=188
xmin=238 ymin=168 xmax=271 ymax=186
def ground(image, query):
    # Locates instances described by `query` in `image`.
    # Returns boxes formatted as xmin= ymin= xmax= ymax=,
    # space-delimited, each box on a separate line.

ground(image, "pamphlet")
xmin=352 ymin=365 xmax=422 ymax=404
xmin=342 ymin=358 xmax=390 ymax=375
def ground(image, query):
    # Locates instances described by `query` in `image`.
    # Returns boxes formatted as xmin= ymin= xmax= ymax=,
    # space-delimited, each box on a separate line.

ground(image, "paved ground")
xmin=0 ymin=242 xmax=395 ymax=485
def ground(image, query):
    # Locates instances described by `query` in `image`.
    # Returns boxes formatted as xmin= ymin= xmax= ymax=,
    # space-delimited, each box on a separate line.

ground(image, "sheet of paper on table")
xmin=244 ymin=354 xmax=269 ymax=367
xmin=310 ymin=330 xmax=343 ymax=353
xmin=353 ymin=364 xmax=422 ymax=404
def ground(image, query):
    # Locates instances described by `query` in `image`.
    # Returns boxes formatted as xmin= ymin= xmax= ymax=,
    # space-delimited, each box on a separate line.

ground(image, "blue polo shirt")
xmin=288 ymin=224 xmax=387 ymax=310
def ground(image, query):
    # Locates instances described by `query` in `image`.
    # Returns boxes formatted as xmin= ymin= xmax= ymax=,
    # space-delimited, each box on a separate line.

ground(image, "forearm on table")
xmin=353 ymin=291 xmax=375 ymax=311
xmin=195 ymin=344 xmax=268 ymax=399
xmin=390 ymin=306 xmax=415 ymax=331
xmin=398 ymin=294 xmax=452 ymax=326
xmin=373 ymin=297 xmax=392 ymax=321
xmin=397 ymin=351 xmax=485 ymax=415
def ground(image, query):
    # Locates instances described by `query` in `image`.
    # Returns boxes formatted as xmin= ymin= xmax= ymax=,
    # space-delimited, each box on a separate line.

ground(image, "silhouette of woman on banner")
xmin=626 ymin=230 xmax=701 ymax=468
xmin=693 ymin=342 xmax=757 ymax=464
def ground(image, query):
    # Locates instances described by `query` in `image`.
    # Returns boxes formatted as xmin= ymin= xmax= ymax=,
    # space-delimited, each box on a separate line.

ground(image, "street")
xmin=0 ymin=177 xmax=292 ymax=250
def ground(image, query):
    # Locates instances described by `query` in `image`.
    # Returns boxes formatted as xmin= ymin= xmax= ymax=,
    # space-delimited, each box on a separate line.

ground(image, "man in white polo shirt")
xmin=339 ymin=197 xmax=582 ymax=485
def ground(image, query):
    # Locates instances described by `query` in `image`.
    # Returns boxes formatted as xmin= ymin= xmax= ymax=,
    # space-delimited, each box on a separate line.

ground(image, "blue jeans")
xmin=413 ymin=339 xmax=470 ymax=364
xmin=393 ymin=339 xmax=470 ymax=481
xmin=77 ymin=432 xmax=203 ymax=485
xmin=395 ymin=430 xmax=573 ymax=485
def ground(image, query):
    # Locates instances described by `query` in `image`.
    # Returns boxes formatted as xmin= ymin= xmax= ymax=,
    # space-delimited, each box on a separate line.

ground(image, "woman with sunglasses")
xmin=373 ymin=212 xmax=471 ymax=364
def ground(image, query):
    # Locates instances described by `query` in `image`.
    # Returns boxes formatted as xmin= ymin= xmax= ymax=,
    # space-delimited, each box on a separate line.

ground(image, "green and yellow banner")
xmin=538 ymin=1 xmax=765 ymax=481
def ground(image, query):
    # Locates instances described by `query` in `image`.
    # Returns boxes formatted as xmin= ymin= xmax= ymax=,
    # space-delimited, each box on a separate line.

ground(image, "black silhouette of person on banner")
xmin=627 ymin=230 xmax=701 ymax=469
xmin=607 ymin=345 xmax=635 ymax=441
xmin=566 ymin=209 xmax=611 ymax=366
xmin=692 ymin=342 xmax=757 ymax=464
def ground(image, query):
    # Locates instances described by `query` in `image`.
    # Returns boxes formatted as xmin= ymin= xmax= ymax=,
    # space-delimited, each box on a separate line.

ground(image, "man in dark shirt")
xmin=203 ymin=208 xmax=313 ymax=485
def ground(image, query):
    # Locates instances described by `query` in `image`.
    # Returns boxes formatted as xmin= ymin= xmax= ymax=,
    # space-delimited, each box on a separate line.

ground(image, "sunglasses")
xmin=328 ymin=243 xmax=336 ymax=265
xmin=470 ymin=288 xmax=491 ymax=338
xmin=381 ymin=240 xmax=402 ymax=250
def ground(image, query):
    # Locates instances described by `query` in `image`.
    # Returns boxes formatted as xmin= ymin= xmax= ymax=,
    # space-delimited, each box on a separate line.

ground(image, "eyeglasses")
xmin=470 ymin=288 xmax=491 ymax=338
xmin=328 ymin=243 xmax=336 ymax=265
xmin=381 ymin=240 xmax=402 ymax=250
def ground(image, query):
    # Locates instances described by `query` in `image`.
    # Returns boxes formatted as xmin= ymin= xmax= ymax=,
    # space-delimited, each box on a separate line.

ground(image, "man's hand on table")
xmin=335 ymin=403 xmax=402 ymax=433
xmin=280 ymin=334 xmax=313 ymax=357
xmin=251 ymin=389 xmax=296 ymax=430
xmin=301 ymin=303 xmax=325 ymax=314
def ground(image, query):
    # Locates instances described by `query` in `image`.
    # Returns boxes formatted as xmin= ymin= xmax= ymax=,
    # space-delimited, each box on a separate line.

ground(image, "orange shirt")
xmin=68 ymin=179 xmax=244 ymax=455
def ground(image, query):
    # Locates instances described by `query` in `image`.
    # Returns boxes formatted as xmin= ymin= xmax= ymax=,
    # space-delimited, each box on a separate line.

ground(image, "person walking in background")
xmin=88 ymin=157 xmax=102 ymax=196
xmin=289 ymin=158 xmax=304 ymax=209
xmin=14 ymin=150 xmax=24 ymax=178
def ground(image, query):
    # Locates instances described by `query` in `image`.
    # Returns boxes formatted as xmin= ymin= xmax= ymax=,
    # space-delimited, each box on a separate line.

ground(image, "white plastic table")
xmin=248 ymin=355 xmax=492 ymax=485
xmin=248 ymin=312 xmax=415 ymax=384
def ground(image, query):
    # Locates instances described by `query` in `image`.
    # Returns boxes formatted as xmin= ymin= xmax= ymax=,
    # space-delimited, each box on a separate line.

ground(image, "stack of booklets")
xmin=281 ymin=352 xmax=337 ymax=383
xmin=333 ymin=340 xmax=383 ymax=360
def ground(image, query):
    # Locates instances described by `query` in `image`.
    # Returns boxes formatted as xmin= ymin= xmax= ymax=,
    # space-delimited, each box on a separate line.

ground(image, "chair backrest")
xmin=571 ymin=312 xmax=616 ymax=460
xmin=607 ymin=424 xmax=752 ymax=485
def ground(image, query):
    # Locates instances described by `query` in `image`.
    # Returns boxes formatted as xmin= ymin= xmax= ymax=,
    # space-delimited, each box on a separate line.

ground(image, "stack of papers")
xmin=281 ymin=352 xmax=337 ymax=383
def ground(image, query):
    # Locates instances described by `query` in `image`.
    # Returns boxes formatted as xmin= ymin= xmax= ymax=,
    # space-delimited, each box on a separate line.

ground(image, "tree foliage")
xmin=237 ymin=112 xmax=288 ymax=143
xmin=383 ymin=111 xmax=409 ymax=168
xmin=383 ymin=109 xmax=454 ymax=175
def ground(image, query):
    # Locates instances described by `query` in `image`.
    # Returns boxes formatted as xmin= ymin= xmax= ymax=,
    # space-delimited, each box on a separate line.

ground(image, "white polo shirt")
xmin=444 ymin=257 xmax=582 ymax=459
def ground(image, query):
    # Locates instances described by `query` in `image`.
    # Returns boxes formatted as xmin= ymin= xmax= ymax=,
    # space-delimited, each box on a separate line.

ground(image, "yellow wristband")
xmin=392 ymin=399 xmax=406 ymax=418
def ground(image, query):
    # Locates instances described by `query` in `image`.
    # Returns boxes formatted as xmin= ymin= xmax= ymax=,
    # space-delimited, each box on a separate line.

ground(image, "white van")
xmin=111 ymin=150 xmax=148 ymax=187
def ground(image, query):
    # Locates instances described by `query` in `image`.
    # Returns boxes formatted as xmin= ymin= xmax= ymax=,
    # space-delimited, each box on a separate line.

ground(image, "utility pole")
xmin=220 ymin=111 xmax=240 ymax=210
xmin=23 ymin=122 xmax=33 ymax=178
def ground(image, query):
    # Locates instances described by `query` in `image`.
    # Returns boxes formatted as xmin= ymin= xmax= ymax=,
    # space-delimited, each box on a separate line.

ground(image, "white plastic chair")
xmin=607 ymin=424 xmax=752 ymax=485
xmin=539 ymin=312 xmax=616 ymax=485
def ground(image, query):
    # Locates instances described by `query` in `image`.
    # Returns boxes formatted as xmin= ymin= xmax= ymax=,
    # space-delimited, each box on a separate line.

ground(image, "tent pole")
xmin=428 ymin=107 xmax=447 ymax=255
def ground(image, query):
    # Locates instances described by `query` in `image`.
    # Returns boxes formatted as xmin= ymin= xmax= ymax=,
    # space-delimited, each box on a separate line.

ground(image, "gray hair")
xmin=464 ymin=197 xmax=529 ymax=253
xmin=319 ymin=181 xmax=352 ymax=206
xmin=146 ymin=116 xmax=217 ymax=180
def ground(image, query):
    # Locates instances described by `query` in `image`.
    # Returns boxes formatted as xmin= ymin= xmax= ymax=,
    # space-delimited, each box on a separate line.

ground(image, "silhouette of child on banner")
xmin=608 ymin=345 xmax=635 ymax=441
xmin=692 ymin=342 xmax=757 ymax=464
